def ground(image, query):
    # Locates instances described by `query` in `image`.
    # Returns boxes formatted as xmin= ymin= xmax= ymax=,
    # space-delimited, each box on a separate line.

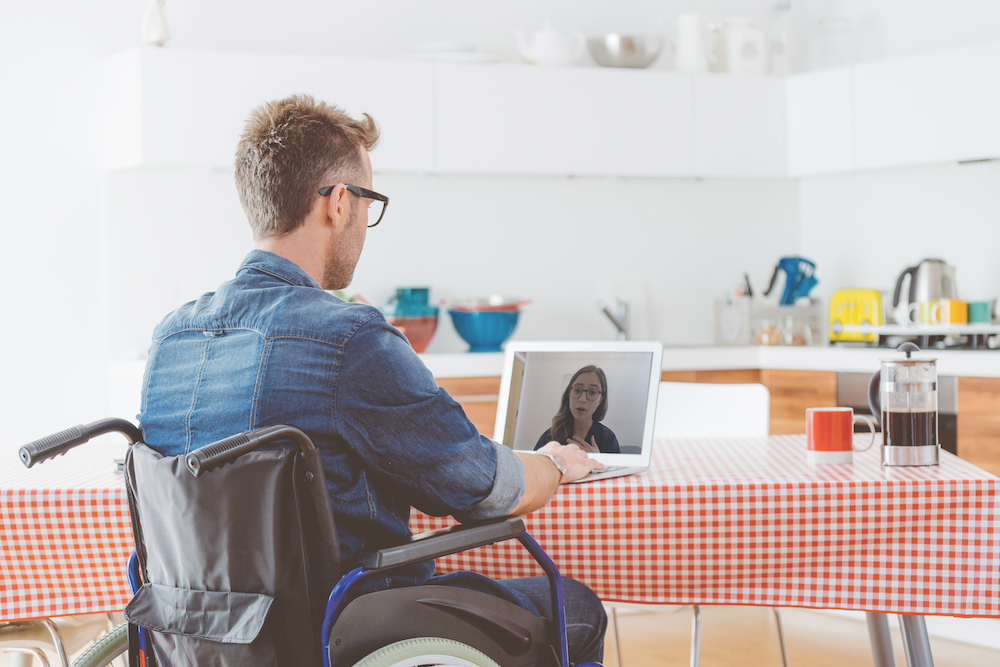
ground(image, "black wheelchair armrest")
xmin=361 ymin=516 xmax=525 ymax=570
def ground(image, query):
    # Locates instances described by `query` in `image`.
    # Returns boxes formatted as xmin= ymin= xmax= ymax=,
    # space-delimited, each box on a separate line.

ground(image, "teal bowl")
xmin=448 ymin=309 xmax=520 ymax=353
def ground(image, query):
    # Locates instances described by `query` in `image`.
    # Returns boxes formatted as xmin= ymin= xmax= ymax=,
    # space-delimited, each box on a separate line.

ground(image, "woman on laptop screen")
xmin=534 ymin=365 xmax=621 ymax=454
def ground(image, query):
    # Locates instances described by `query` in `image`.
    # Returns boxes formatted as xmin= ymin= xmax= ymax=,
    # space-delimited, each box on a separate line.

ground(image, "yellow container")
xmin=829 ymin=288 xmax=883 ymax=342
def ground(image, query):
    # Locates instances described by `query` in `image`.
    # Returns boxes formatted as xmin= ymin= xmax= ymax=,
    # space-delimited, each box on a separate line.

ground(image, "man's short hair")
xmin=235 ymin=94 xmax=381 ymax=240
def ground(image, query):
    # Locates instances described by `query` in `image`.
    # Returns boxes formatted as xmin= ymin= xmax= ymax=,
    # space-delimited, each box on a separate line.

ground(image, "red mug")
xmin=806 ymin=407 xmax=876 ymax=464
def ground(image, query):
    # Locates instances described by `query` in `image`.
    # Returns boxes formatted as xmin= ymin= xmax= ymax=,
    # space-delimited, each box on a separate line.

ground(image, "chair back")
xmin=654 ymin=381 xmax=770 ymax=437
xmin=123 ymin=442 xmax=339 ymax=667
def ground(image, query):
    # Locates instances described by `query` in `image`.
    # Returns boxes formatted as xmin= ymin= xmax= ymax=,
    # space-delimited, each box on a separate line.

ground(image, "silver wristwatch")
xmin=537 ymin=452 xmax=566 ymax=480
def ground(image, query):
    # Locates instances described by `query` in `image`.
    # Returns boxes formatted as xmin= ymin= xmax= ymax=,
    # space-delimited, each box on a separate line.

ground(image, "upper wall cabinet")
xmin=853 ymin=41 xmax=1000 ymax=171
xmin=434 ymin=64 xmax=695 ymax=177
xmin=786 ymin=67 xmax=854 ymax=176
xmin=102 ymin=49 xmax=436 ymax=172
xmin=695 ymin=75 xmax=786 ymax=177
xmin=103 ymin=41 xmax=1000 ymax=178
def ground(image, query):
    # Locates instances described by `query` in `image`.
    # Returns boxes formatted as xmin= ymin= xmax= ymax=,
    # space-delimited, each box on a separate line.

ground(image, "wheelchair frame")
xmin=21 ymin=419 xmax=598 ymax=667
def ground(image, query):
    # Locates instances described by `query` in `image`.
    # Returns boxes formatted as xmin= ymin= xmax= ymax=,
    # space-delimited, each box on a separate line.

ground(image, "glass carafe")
xmin=867 ymin=342 xmax=940 ymax=466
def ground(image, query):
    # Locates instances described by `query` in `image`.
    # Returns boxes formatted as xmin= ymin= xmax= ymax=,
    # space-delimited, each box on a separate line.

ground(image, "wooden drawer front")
xmin=761 ymin=369 xmax=838 ymax=435
xmin=436 ymin=376 xmax=501 ymax=437
xmin=958 ymin=377 xmax=1000 ymax=477
xmin=660 ymin=369 xmax=762 ymax=384
xmin=696 ymin=369 xmax=762 ymax=384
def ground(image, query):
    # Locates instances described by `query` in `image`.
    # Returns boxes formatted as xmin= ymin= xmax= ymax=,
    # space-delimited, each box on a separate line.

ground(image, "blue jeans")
xmin=431 ymin=571 xmax=607 ymax=665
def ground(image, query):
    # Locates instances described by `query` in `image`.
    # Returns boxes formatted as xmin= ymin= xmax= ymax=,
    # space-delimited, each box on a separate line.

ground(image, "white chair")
xmin=607 ymin=382 xmax=787 ymax=667
xmin=654 ymin=381 xmax=770 ymax=438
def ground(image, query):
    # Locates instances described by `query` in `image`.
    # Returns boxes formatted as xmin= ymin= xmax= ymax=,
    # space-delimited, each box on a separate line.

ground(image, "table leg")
xmin=611 ymin=606 xmax=624 ymax=667
xmin=898 ymin=615 xmax=935 ymax=667
xmin=690 ymin=605 xmax=702 ymax=667
xmin=866 ymin=612 xmax=895 ymax=667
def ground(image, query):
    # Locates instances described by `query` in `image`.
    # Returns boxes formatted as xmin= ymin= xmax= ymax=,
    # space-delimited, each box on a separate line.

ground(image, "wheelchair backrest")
xmin=123 ymin=442 xmax=339 ymax=667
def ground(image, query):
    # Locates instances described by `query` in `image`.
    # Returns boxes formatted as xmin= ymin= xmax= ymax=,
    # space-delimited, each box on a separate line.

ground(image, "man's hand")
xmin=568 ymin=435 xmax=600 ymax=454
xmin=511 ymin=441 xmax=606 ymax=515
xmin=538 ymin=440 xmax=605 ymax=483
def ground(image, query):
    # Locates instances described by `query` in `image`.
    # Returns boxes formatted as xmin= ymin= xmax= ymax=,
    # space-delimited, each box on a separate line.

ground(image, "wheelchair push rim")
xmin=70 ymin=623 xmax=128 ymax=667
xmin=352 ymin=638 xmax=501 ymax=667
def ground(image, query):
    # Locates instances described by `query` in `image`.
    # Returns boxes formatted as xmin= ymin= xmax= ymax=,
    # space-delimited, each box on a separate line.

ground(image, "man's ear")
xmin=322 ymin=183 xmax=351 ymax=230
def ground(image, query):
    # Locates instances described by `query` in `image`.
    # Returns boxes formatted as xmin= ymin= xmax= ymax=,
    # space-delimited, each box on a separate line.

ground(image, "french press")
xmin=867 ymin=342 xmax=940 ymax=466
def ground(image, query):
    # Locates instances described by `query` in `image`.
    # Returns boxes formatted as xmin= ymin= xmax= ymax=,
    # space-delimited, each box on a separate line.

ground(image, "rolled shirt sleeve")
xmin=335 ymin=313 xmax=525 ymax=521
xmin=452 ymin=441 xmax=525 ymax=522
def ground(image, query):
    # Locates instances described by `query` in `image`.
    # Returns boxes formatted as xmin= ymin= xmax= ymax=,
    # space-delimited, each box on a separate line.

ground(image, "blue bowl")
xmin=448 ymin=309 xmax=520 ymax=353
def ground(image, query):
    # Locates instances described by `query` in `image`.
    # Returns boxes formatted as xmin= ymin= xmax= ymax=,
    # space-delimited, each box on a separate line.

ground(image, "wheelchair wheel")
xmin=71 ymin=623 xmax=128 ymax=667
xmin=352 ymin=637 xmax=502 ymax=667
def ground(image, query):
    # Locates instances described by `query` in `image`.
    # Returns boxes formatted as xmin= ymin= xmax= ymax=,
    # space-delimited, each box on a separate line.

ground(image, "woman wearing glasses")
xmin=534 ymin=365 xmax=620 ymax=454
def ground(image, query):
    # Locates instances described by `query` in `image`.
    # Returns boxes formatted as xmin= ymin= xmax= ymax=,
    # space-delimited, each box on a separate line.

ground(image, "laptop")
xmin=493 ymin=340 xmax=663 ymax=482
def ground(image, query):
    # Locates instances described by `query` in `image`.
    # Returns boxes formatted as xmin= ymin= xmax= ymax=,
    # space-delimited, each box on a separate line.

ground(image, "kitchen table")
xmin=412 ymin=435 xmax=1000 ymax=667
xmin=4 ymin=435 xmax=998 ymax=667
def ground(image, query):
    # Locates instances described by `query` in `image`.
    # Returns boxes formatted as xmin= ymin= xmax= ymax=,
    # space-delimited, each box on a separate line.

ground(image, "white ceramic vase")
xmin=142 ymin=0 xmax=170 ymax=47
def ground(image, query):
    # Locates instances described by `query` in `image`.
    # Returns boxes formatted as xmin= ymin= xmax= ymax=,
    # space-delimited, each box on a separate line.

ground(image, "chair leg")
xmin=5 ymin=648 xmax=52 ymax=667
xmin=690 ymin=605 xmax=702 ymax=667
xmin=771 ymin=608 xmax=790 ymax=667
xmin=611 ymin=606 xmax=625 ymax=667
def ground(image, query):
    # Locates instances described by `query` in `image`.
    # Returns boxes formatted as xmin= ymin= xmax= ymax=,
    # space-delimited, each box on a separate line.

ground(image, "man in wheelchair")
xmin=133 ymin=94 xmax=608 ymax=666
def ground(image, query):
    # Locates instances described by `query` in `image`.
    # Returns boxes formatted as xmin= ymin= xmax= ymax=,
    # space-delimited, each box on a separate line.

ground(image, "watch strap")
xmin=537 ymin=452 xmax=566 ymax=480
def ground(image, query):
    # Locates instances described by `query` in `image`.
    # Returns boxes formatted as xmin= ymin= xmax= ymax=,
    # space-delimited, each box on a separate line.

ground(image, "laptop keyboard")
xmin=589 ymin=465 xmax=627 ymax=476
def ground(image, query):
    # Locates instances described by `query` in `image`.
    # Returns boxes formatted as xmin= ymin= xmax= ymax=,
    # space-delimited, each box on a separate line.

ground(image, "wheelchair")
xmin=20 ymin=419 xmax=602 ymax=667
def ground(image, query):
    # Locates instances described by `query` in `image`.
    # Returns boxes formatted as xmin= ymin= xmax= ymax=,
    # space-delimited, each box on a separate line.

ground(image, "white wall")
xmin=104 ymin=168 xmax=800 ymax=358
xmin=799 ymin=160 xmax=1000 ymax=312
xmin=0 ymin=1 xmax=122 ymax=447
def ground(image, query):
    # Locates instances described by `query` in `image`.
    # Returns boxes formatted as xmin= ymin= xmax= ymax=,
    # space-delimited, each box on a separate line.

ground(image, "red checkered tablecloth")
xmin=4 ymin=435 xmax=998 ymax=622
xmin=1 ymin=440 xmax=134 ymax=622
xmin=412 ymin=436 xmax=1000 ymax=617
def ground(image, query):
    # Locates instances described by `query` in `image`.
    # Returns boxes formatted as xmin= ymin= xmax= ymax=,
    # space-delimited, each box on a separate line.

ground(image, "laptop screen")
xmin=493 ymin=341 xmax=663 ymax=466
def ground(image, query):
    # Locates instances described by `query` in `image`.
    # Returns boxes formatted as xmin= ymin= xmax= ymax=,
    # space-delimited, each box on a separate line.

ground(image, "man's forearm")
xmin=511 ymin=452 xmax=562 ymax=515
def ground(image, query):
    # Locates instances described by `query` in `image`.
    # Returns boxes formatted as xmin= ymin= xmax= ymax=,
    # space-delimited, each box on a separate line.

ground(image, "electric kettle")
xmin=763 ymin=257 xmax=818 ymax=306
xmin=867 ymin=342 xmax=940 ymax=466
xmin=891 ymin=258 xmax=958 ymax=322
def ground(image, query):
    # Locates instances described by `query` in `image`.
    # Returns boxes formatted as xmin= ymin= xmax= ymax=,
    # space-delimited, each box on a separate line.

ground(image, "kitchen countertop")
xmin=419 ymin=346 xmax=1000 ymax=379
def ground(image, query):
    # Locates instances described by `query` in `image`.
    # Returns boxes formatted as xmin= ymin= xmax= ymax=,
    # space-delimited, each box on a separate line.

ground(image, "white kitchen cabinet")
xmin=694 ymin=74 xmax=786 ymax=177
xmin=786 ymin=67 xmax=854 ymax=176
xmin=102 ymin=48 xmax=436 ymax=173
xmin=434 ymin=63 xmax=695 ymax=177
xmin=100 ymin=40 xmax=1000 ymax=179
xmin=854 ymin=41 xmax=1000 ymax=171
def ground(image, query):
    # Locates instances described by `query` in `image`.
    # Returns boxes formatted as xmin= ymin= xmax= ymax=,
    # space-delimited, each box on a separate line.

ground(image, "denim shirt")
xmin=139 ymin=250 xmax=525 ymax=590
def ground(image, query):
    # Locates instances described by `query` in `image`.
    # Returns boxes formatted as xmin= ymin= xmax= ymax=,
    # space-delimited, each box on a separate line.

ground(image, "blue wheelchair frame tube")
xmin=127 ymin=551 xmax=151 ymax=665
xmin=320 ymin=531 xmax=571 ymax=667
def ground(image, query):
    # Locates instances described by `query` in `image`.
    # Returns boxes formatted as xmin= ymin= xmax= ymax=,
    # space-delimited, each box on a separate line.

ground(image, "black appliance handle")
xmin=892 ymin=266 xmax=916 ymax=308
xmin=763 ymin=265 xmax=780 ymax=297
xmin=867 ymin=370 xmax=882 ymax=428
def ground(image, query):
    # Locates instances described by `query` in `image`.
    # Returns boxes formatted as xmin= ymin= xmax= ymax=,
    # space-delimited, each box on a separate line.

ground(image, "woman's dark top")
xmin=534 ymin=421 xmax=621 ymax=454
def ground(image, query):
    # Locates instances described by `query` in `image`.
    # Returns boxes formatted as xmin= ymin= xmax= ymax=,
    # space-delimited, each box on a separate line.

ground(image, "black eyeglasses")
xmin=570 ymin=386 xmax=604 ymax=401
xmin=318 ymin=184 xmax=389 ymax=228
